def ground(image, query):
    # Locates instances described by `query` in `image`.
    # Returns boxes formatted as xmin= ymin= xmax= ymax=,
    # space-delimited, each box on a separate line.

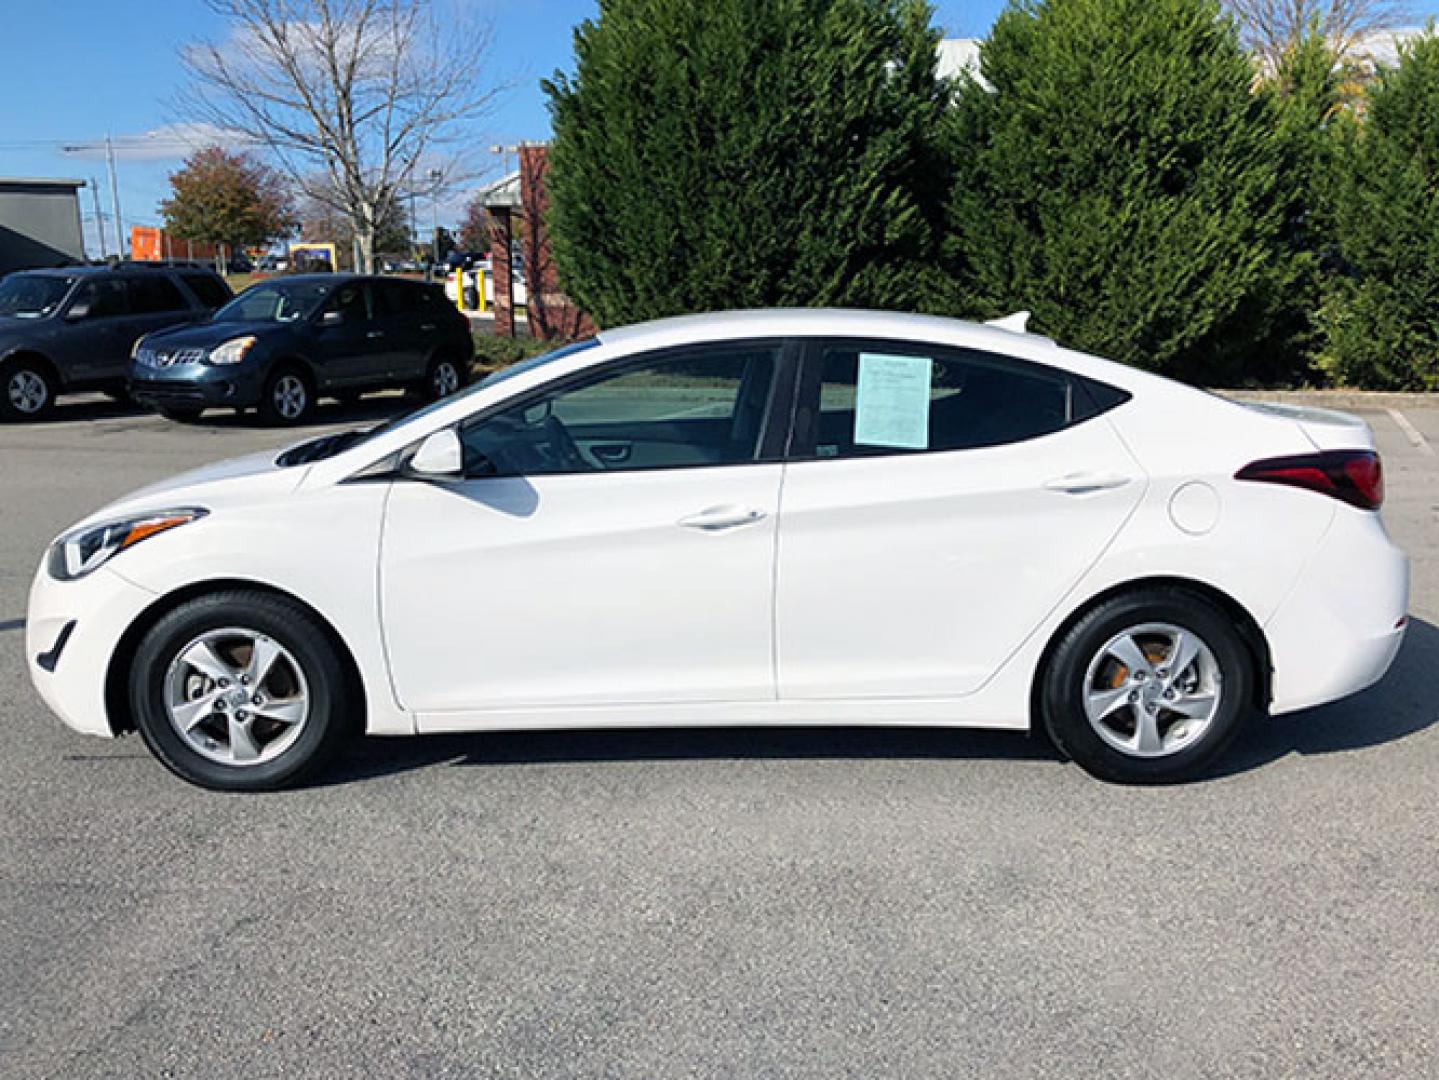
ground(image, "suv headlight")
xmin=208 ymin=336 xmax=257 ymax=365
xmin=47 ymin=508 xmax=207 ymax=581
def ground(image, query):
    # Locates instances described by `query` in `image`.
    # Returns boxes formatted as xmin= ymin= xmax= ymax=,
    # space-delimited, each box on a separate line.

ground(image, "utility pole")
xmin=428 ymin=167 xmax=442 ymax=279
xmin=89 ymin=178 xmax=107 ymax=259
xmin=104 ymin=134 xmax=125 ymax=259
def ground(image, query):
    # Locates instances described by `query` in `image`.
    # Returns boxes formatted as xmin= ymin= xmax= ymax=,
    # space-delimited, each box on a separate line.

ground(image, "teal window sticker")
xmin=853 ymin=352 xmax=933 ymax=450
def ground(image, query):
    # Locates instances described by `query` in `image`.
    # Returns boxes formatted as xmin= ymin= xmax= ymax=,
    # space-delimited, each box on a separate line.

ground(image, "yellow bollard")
xmin=453 ymin=268 xmax=466 ymax=312
xmin=477 ymin=267 xmax=488 ymax=314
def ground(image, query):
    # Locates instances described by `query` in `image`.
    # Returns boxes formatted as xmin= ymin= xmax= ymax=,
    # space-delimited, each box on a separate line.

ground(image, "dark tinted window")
xmin=320 ymin=282 xmax=371 ymax=325
xmin=805 ymin=342 xmax=1112 ymax=458
xmin=71 ymin=278 xmax=129 ymax=319
xmin=180 ymin=273 xmax=231 ymax=309
xmin=126 ymin=275 xmax=188 ymax=314
xmin=460 ymin=344 xmax=779 ymax=477
xmin=378 ymin=281 xmax=421 ymax=315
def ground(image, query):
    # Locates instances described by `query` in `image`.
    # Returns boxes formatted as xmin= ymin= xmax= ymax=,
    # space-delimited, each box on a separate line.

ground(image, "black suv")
xmin=128 ymin=274 xmax=475 ymax=424
xmin=0 ymin=265 xmax=232 ymax=420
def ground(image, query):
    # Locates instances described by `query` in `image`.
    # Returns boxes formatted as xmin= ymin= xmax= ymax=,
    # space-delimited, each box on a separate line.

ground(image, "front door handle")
xmin=1043 ymin=471 xmax=1133 ymax=495
xmin=678 ymin=505 xmax=767 ymax=531
xmin=366 ymin=330 xmax=385 ymax=339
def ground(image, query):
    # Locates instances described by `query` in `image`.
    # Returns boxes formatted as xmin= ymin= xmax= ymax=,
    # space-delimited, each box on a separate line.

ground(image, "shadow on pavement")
xmin=30 ymin=393 xmax=416 ymax=431
xmin=318 ymin=618 xmax=1439 ymax=788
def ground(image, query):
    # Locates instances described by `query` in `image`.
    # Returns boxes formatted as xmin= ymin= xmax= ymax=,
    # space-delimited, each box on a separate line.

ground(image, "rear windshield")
xmin=0 ymin=273 xmax=74 ymax=318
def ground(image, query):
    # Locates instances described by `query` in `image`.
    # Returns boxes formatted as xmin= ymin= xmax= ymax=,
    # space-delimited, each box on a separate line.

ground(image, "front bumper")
xmin=27 ymin=563 xmax=158 ymax=738
xmin=127 ymin=359 xmax=268 ymax=411
xmin=1265 ymin=506 xmax=1409 ymax=715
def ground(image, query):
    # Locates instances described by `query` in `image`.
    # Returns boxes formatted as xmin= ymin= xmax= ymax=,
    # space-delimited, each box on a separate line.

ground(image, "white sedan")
xmin=27 ymin=309 xmax=1408 ymax=789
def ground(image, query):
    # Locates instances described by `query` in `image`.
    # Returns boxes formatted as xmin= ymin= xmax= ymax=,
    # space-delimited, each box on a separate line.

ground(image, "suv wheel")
xmin=425 ymin=355 xmax=466 ymax=401
xmin=1 ymin=358 xmax=56 ymax=421
xmin=258 ymin=366 xmax=313 ymax=425
xmin=1040 ymin=588 xmax=1254 ymax=784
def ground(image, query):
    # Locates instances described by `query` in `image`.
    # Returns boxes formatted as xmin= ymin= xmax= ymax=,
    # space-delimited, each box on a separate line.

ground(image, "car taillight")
xmin=1235 ymin=450 xmax=1383 ymax=510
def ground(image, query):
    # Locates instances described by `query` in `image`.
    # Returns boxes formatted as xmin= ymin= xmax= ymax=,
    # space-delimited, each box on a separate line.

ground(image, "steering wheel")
xmin=542 ymin=415 xmax=588 ymax=472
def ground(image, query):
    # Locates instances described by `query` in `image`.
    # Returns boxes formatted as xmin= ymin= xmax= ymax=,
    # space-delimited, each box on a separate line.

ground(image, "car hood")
xmin=76 ymin=447 xmax=308 ymax=530
xmin=143 ymin=320 xmax=274 ymax=348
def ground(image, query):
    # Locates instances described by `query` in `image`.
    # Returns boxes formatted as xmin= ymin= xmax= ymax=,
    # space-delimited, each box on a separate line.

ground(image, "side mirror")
xmin=319 ymin=310 xmax=343 ymax=328
xmin=406 ymin=428 xmax=463 ymax=481
xmin=65 ymin=300 xmax=92 ymax=321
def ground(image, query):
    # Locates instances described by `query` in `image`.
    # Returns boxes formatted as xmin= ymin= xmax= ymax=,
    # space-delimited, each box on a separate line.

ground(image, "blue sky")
xmin=2 ymin=0 xmax=1432 ymax=255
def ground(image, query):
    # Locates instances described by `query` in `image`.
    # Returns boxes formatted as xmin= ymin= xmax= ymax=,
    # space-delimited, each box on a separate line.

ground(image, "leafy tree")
xmin=161 ymin=147 xmax=295 ymax=269
xmin=945 ymin=0 xmax=1293 ymax=384
xmin=543 ymin=0 xmax=951 ymax=327
xmin=1319 ymin=31 xmax=1439 ymax=389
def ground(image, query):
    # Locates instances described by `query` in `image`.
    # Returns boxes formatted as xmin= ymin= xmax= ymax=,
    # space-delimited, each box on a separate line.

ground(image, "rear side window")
xmin=126 ymin=275 xmax=188 ymax=314
xmin=799 ymin=341 xmax=1123 ymax=459
xmin=378 ymin=281 xmax=421 ymax=315
xmin=179 ymin=273 xmax=231 ymax=309
xmin=70 ymin=278 xmax=129 ymax=318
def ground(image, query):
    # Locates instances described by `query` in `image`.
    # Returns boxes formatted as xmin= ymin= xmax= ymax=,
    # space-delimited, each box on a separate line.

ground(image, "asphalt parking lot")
xmin=2 ymin=396 xmax=1436 ymax=1079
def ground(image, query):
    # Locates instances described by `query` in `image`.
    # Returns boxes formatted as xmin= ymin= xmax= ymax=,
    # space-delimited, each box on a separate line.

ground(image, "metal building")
xmin=0 ymin=177 xmax=87 ymax=276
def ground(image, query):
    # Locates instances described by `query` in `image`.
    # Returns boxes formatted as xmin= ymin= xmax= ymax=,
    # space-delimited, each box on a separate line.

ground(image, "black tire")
xmin=0 ymin=356 xmax=57 ymax=421
xmin=159 ymin=406 xmax=204 ymax=423
xmin=129 ymin=590 xmax=357 ymax=791
xmin=423 ymin=354 xmax=468 ymax=402
xmin=1040 ymin=587 xmax=1254 ymax=784
xmin=257 ymin=364 xmax=313 ymax=425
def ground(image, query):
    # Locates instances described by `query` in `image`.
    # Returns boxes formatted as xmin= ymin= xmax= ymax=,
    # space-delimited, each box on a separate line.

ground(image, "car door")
xmin=380 ymin=339 xmax=794 ymax=720
xmin=374 ymin=280 xmax=430 ymax=379
xmin=774 ymin=338 xmax=1144 ymax=700
xmin=312 ymin=281 xmax=387 ymax=387
xmin=54 ymin=277 xmax=133 ymax=382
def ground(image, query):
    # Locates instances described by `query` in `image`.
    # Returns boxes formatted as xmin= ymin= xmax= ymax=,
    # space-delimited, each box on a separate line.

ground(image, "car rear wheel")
xmin=425 ymin=355 xmax=466 ymax=401
xmin=258 ymin=365 xmax=313 ymax=425
xmin=1040 ymin=588 xmax=1254 ymax=784
xmin=129 ymin=590 xmax=356 ymax=791
xmin=1 ymin=358 xmax=56 ymax=421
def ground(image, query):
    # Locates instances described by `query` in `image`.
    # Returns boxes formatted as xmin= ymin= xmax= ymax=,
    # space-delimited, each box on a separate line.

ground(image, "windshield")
xmin=213 ymin=279 xmax=334 ymax=323
xmin=274 ymin=338 xmax=602 ymax=466
xmin=0 ymin=273 xmax=74 ymax=318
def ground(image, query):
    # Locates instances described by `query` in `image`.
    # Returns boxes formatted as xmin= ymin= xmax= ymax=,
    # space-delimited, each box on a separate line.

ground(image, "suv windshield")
xmin=0 ymin=273 xmax=75 ymax=318
xmin=213 ymin=279 xmax=334 ymax=323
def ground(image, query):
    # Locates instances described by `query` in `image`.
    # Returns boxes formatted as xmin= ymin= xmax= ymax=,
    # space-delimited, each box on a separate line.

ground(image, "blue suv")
xmin=128 ymin=274 xmax=474 ymax=424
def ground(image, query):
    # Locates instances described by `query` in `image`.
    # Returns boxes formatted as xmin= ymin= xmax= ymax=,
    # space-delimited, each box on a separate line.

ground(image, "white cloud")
xmin=60 ymin=122 xmax=259 ymax=162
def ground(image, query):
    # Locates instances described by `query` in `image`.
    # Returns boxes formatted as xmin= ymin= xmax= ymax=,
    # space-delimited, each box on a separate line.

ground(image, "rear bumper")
xmin=1266 ymin=507 xmax=1409 ymax=715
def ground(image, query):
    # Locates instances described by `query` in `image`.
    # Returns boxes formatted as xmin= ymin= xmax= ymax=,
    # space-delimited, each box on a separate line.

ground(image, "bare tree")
xmin=181 ymin=0 xmax=498 ymax=273
xmin=1226 ymin=0 xmax=1412 ymax=68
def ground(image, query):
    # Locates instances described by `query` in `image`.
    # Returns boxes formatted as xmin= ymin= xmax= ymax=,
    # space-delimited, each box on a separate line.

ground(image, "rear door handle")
xmin=420 ymin=323 xmax=437 ymax=331
xmin=678 ymin=505 xmax=767 ymax=531
xmin=1043 ymin=471 xmax=1133 ymax=495
xmin=366 ymin=330 xmax=385 ymax=339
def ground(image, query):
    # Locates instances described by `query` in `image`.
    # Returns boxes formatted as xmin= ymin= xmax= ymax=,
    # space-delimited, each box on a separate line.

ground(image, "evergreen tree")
xmin=543 ymin=0 xmax=951 ymax=327
xmin=1319 ymin=31 xmax=1439 ymax=389
xmin=945 ymin=0 xmax=1291 ymax=384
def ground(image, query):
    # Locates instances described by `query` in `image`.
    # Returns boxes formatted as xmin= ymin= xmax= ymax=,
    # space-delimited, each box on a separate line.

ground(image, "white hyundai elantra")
xmin=27 ymin=309 xmax=1408 ymax=789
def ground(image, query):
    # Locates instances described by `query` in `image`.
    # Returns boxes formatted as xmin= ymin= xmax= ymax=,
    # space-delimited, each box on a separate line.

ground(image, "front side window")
xmin=460 ymin=343 xmax=780 ymax=477
xmin=802 ymin=341 xmax=1114 ymax=459
xmin=321 ymin=283 xmax=371 ymax=325
xmin=70 ymin=278 xmax=129 ymax=320
xmin=213 ymin=280 xmax=333 ymax=323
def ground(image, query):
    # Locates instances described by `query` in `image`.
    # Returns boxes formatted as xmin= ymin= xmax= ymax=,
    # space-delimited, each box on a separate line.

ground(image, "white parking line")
xmin=1386 ymin=408 xmax=1436 ymax=457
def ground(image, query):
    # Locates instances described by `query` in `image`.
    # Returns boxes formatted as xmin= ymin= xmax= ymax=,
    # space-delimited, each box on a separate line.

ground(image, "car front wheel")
xmin=129 ymin=590 xmax=356 ymax=791
xmin=1040 ymin=588 xmax=1254 ymax=784
xmin=1 ymin=358 xmax=56 ymax=421
xmin=258 ymin=366 xmax=313 ymax=425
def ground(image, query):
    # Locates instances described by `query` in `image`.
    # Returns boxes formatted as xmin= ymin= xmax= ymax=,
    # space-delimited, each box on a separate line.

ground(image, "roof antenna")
xmin=985 ymin=311 xmax=1031 ymax=334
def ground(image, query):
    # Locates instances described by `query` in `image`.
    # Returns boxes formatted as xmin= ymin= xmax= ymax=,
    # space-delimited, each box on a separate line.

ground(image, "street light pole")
xmin=428 ymin=167 xmax=442 ymax=278
xmin=104 ymin=134 xmax=124 ymax=259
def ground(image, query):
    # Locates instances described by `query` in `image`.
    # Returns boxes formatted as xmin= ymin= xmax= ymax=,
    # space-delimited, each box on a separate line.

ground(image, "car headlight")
xmin=208 ymin=336 xmax=257 ymax=365
xmin=47 ymin=508 xmax=207 ymax=582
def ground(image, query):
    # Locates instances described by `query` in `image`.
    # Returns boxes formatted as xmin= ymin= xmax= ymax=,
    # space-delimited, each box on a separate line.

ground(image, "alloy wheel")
xmin=1081 ymin=622 xmax=1223 ymax=759
xmin=7 ymin=370 xmax=49 ymax=415
xmin=273 ymin=374 xmax=308 ymax=420
xmin=432 ymin=361 xmax=460 ymax=397
xmin=163 ymin=627 xmax=311 ymax=766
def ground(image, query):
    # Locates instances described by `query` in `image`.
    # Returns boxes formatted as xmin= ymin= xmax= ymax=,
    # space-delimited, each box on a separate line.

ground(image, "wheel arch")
xmin=2 ymin=348 xmax=62 ymax=389
xmin=1029 ymin=575 xmax=1273 ymax=729
xmin=103 ymin=578 xmax=367 ymax=736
